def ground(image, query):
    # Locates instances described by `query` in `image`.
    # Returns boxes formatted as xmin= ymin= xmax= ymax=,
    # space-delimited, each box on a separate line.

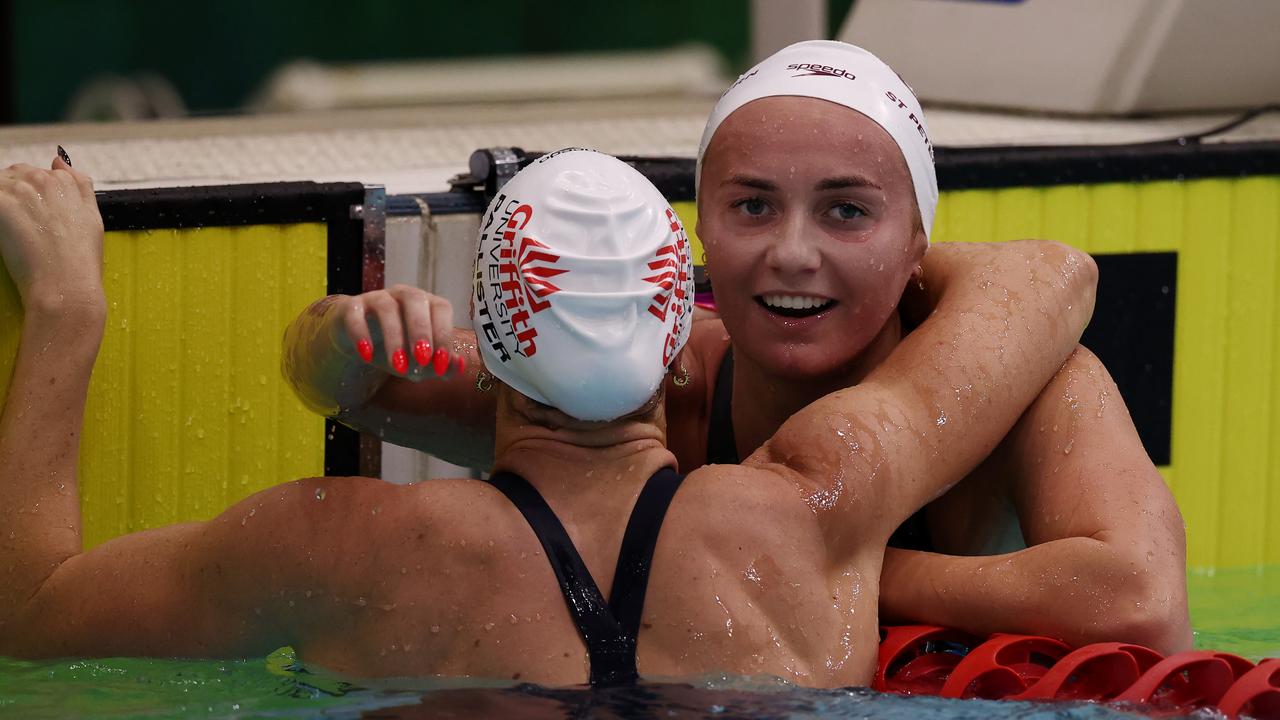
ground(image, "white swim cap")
xmin=472 ymin=148 xmax=694 ymax=422
xmin=697 ymin=40 xmax=937 ymax=239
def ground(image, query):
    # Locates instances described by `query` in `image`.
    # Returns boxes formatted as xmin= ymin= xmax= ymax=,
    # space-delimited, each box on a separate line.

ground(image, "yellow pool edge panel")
xmin=0 ymin=223 xmax=329 ymax=549
xmin=0 ymin=180 xmax=1275 ymax=569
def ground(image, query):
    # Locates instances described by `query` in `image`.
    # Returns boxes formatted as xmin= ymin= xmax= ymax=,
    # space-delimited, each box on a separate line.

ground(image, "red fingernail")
xmin=392 ymin=348 xmax=409 ymax=375
xmin=413 ymin=339 xmax=431 ymax=367
xmin=356 ymin=338 xmax=374 ymax=363
xmin=432 ymin=348 xmax=449 ymax=376
xmin=455 ymin=353 xmax=467 ymax=376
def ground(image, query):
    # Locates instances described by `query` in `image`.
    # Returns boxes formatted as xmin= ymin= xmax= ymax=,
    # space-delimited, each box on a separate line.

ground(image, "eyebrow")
xmin=814 ymin=175 xmax=882 ymax=192
xmin=720 ymin=173 xmax=882 ymax=192
xmin=722 ymin=174 xmax=779 ymax=192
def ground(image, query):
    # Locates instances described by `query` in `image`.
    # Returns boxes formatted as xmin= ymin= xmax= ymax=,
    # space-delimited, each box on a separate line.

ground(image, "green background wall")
xmin=7 ymin=1 xmax=857 ymax=124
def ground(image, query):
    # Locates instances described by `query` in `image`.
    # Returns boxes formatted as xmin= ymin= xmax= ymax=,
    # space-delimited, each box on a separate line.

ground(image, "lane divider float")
xmin=876 ymin=625 xmax=1280 ymax=718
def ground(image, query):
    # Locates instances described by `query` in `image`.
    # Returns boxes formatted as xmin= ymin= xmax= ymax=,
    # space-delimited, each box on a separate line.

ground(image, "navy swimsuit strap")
xmin=607 ymin=467 xmax=683 ymax=644
xmin=706 ymin=347 xmax=739 ymax=465
xmin=485 ymin=467 xmax=685 ymax=687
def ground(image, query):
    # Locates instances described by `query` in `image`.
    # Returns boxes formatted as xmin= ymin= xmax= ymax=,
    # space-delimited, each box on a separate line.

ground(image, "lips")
xmin=756 ymin=293 xmax=836 ymax=318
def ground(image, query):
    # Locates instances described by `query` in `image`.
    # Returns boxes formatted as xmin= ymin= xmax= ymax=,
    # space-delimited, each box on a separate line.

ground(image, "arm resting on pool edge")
xmin=0 ymin=476 xmax=372 ymax=659
xmin=878 ymin=347 xmax=1191 ymax=655
xmin=282 ymin=290 xmax=497 ymax=469
xmin=0 ymin=163 xmax=332 ymax=660
xmin=0 ymin=158 xmax=105 ymax=636
xmin=748 ymin=240 xmax=1099 ymax=552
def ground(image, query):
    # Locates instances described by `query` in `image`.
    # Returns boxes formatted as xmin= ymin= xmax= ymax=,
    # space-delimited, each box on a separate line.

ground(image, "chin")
xmin=744 ymin=339 xmax=870 ymax=383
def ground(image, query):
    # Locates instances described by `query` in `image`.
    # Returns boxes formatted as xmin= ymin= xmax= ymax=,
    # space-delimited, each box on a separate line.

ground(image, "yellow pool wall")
xmin=1 ymin=176 xmax=1276 ymax=569
xmin=0 ymin=223 xmax=328 ymax=549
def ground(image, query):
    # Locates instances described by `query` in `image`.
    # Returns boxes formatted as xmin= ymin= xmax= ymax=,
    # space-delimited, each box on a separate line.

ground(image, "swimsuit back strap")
xmin=484 ymin=471 xmax=636 ymax=686
xmin=706 ymin=347 xmax=740 ymax=465
xmin=607 ymin=466 xmax=686 ymax=645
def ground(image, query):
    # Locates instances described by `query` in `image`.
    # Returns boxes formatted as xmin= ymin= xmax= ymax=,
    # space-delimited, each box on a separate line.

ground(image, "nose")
xmin=765 ymin=213 xmax=821 ymax=277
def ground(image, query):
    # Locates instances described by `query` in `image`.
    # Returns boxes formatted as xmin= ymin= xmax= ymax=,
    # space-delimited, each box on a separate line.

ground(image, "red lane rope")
xmin=876 ymin=625 xmax=1280 ymax=719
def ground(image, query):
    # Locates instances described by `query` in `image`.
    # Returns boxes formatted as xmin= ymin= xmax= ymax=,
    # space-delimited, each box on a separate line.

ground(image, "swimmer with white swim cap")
xmin=2 ymin=147 xmax=1091 ymax=685
xmin=281 ymin=43 xmax=1187 ymax=652
xmin=471 ymin=148 xmax=692 ymax=422
xmin=696 ymin=40 xmax=937 ymax=239
xmin=694 ymin=41 xmax=1189 ymax=652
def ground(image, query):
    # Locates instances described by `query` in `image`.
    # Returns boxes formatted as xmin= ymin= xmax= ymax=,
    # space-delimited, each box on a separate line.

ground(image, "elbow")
xmin=1051 ymin=241 xmax=1098 ymax=315
xmin=1035 ymin=240 xmax=1098 ymax=341
xmin=1020 ymin=239 xmax=1098 ymax=317
xmin=1090 ymin=571 xmax=1192 ymax=656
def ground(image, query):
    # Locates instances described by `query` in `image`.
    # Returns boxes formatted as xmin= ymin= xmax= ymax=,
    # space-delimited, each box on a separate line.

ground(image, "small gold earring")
xmin=673 ymin=363 xmax=691 ymax=387
xmin=475 ymin=371 xmax=493 ymax=393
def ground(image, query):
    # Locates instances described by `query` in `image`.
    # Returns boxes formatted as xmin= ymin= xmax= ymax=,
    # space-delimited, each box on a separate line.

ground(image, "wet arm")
xmin=752 ymin=241 xmax=1098 ymax=547
xmin=283 ymin=295 xmax=496 ymax=468
xmin=0 ymin=159 xmax=312 ymax=659
xmin=0 ymin=298 xmax=264 ymax=657
xmin=1 ymin=478 xmax=354 ymax=659
xmin=0 ymin=299 xmax=104 ymax=634
xmin=0 ymin=158 xmax=107 ymax=640
xmin=880 ymin=348 xmax=1191 ymax=653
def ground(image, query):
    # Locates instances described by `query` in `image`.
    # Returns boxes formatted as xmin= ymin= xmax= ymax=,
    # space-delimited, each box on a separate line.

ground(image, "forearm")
xmin=0 ymin=299 xmax=104 ymax=616
xmin=902 ymin=241 xmax=1095 ymax=328
xmin=759 ymin=242 xmax=1098 ymax=548
xmin=282 ymin=296 xmax=388 ymax=416
xmin=834 ymin=243 xmax=1096 ymax=496
xmin=900 ymin=241 xmax=1095 ymax=478
xmin=880 ymin=539 xmax=1192 ymax=654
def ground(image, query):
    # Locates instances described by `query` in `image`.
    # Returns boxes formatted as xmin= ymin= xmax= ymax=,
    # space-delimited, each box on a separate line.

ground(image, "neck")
xmin=492 ymin=394 xmax=677 ymax=502
xmin=731 ymin=310 xmax=904 ymax=458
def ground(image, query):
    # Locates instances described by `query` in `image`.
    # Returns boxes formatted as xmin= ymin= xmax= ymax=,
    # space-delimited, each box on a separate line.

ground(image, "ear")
xmin=663 ymin=346 xmax=693 ymax=390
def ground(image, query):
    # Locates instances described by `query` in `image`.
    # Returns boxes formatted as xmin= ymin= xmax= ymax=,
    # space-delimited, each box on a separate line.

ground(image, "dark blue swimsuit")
xmin=483 ymin=467 xmax=685 ymax=687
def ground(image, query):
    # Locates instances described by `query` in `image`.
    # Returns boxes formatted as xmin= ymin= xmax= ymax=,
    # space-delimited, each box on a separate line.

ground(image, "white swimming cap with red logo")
xmin=472 ymin=148 xmax=694 ymax=422
xmin=697 ymin=40 xmax=938 ymax=239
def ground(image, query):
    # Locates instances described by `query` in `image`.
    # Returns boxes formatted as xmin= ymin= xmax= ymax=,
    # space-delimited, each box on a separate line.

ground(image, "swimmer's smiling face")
xmin=698 ymin=95 xmax=927 ymax=379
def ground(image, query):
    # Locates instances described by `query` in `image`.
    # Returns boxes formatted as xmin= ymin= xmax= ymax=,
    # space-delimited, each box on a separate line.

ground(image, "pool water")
xmin=1 ymin=567 xmax=1275 ymax=719
xmin=1188 ymin=565 xmax=1280 ymax=660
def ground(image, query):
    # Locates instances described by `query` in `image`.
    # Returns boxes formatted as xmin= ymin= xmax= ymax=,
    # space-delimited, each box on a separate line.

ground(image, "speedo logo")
xmin=787 ymin=63 xmax=856 ymax=81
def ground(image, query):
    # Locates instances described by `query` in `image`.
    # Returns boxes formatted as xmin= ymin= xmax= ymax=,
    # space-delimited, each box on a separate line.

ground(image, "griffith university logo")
xmin=787 ymin=62 xmax=857 ymax=81
xmin=476 ymin=196 xmax=567 ymax=361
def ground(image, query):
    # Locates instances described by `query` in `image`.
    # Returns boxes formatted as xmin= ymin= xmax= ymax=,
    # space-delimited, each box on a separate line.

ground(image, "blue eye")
xmin=828 ymin=202 xmax=866 ymax=221
xmin=731 ymin=197 xmax=770 ymax=217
